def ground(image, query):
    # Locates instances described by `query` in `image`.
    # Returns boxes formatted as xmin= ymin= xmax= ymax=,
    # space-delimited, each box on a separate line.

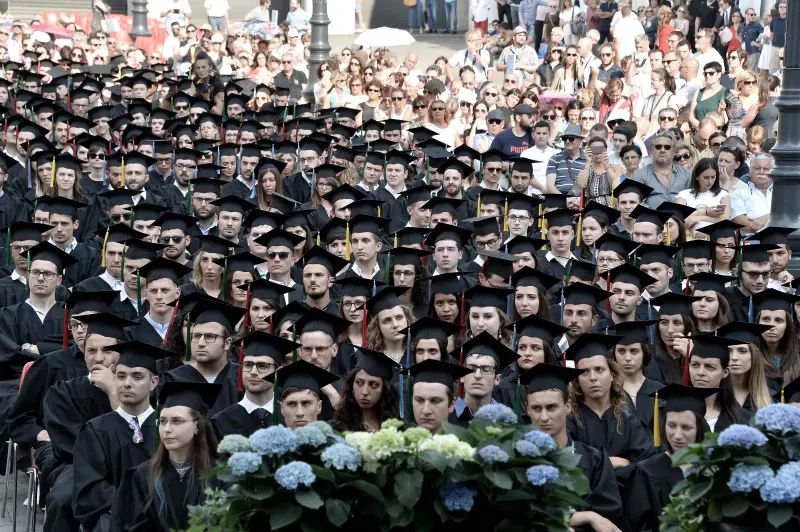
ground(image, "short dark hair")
xmin=281 ymin=386 xmax=320 ymax=402
xmin=704 ymin=61 xmax=723 ymax=73
xmin=533 ymin=120 xmax=550 ymax=131
xmin=619 ymin=144 xmax=642 ymax=159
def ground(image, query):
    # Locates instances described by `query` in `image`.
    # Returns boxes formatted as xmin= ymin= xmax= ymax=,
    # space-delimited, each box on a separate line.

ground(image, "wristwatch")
xmin=21 ymin=343 xmax=32 ymax=352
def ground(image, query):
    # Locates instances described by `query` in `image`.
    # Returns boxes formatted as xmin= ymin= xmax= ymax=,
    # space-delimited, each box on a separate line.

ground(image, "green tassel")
xmin=186 ymin=181 xmax=192 ymax=215
xmin=184 ymin=317 xmax=191 ymax=362
xmin=514 ymin=377 xmax=522 ymax=423
xmin=120 ymin=245 xmax=126 ymax=284
xmin=384 ymin=253 xmax=391 ymax=284
xmin=272 ymin=370 xmax=280 ymax=426
xmin=405 ymin=375 xmax=412 ymax=424
xmin=221 ymin=258 xmax=228 ymax=301
xmin=25 ymin=253 xmax=30 ymax=294
xmin=565 ymin=260 xmax=573 ymax=287
xmin=425 ymin=159 xmax=430 ymax=185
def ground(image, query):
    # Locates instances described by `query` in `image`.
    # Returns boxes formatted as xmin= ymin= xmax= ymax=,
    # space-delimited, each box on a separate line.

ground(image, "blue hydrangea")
xmin=295 ymin=425 xmax=328 ymax=448
xmin=755 ymin=403 xmax=800 ymax=435
xmin=477 ymin=445 xmax=509 ymax=464
xmin=717 ymin=425 xmax=768 ymax=449
xmin=523 ymin=430 xmax=557 ymax=453
xmin=274 ymin=461 xmax=316 ymax=491
xmin=308 ymin=421 xmax=334 ymax=437
xmin=217 ymin=434 xmax=252 ymax=454
xmin=727 ymin=464 xmax=773 ymax=493
xmin=514 ymin=439 xmax=540 ymax=457
xmin=227 ymin=451 xmax=262 ymax=476
xmin=526 ymin=465 xmax=560 ymax=486
xmin=759 ymin=462 xmax=800 ymax=503
xmin=473 ymin=404 xmax=517 ymax=425
xmin=321 ymin=443 xmax=362 ymax=472
xmin=249 ymin=425 xmax=299 ymax=456
xmin=439 ymin=482 xmax=477 ymax=512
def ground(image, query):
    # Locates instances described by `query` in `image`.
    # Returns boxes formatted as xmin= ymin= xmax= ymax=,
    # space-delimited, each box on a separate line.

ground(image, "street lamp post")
xmin=302 ymin=0 xmax=331 ymax=105
xmin=770 ymin=5 xmax=800 ymax=271
xmin=130 ymin=0 xmax=152 ymax=40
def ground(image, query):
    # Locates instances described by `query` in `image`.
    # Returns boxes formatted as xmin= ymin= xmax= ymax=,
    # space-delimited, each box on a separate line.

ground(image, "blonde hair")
xmin=366 ymin=305 xmax=415 ymax=352
xmin=191 ymin=251 xmax=223 ymax=288
xmin=743 ymin=343 xmax=775 ymax=411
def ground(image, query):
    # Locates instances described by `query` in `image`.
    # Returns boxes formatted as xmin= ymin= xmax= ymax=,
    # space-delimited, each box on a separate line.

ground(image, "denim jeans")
xmin=408 ymin=3 xmax=424 ymax=29
xmin=426 ymin=0 xmax=438 ymax=30
xmin=510 ymin=5 xmax=520 ymax=27
xmin=445 ymin=2 xmax=457 ymax=31
xmin=209 ymin=16 xmax=227 ymax=31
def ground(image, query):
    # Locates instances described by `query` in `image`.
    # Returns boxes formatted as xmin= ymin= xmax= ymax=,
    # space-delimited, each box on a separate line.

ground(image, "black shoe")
xmin=432 ymin=29 xmax=437 ymax=34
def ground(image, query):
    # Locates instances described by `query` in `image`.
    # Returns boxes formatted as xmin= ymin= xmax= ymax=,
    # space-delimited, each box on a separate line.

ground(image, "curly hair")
xmin=331 ymin=369 xmax=400 ymax=431
xmin=569 ymin=357 xmax=630 ymax=434
xmin=366 ymin=305 xmax=415 ymax=352
xmin=390 ymin=263 xmax=427 ymax=310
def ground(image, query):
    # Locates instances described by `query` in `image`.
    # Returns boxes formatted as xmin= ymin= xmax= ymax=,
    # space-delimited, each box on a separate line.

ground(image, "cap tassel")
xmin=243 ymin=285 xmax=252 ymax=328
xmin=405 ymin=330 xmax=411 ymax=369
xmin=514 ymin=377 xmax=522 ymax=423
xmin=62 ymin=307 xmax=69 ymax=348
xmin=425 ymin=159 xmax=430 ymax=185
xmin=666 ymin=223 xmax=671 ymax=246
xmin=345 ymin=222 xmax=351 ymax=261
xmin=49 ymin=156 xmax=56 ymax=188
xmin=186 ymin=181 xmax=192 ymax=215
xmin=384 ymin=253 xmax=391 ymax=284
xmin=292 ymin=328 xmax=298 ymax=363
xmin=221 ymin=258 xmax=228 ymax=301
xmin=476 ymin=193 xmax=482 ymax=217
xmin=162 ymin=300 xmax=180 ymax=346
xmin=605 ymin=272 xmax=611 ymax=313
xmin=511 ymin=323 xmax=517 ymax=352
xmin=272 ymin=370 xmax=280 ymax=426
xmin=5 ymin=228 xmax=10 ymax=267
xmin=25 ymin=254 xmax=30 ymax=294
xmin=653 ymin=391 xmax=660 ymax=447
xmin=237 ymin=340 xmax=245 ymax=393
xmin=458 ymin=345 xmax=465 ymax=398
xmin=781 ymin=388 xmax=785 ymax=404
xmin=362 ymin=306 xmax=368 ymax=348
xmin=100 ymin=227 xmax=110 ymax=268
xmin=682 ymin=342 xmax=691 ymax=386
xmin=153 ymin=404 xmax=161 ymax=451
xmin=121 ymin=156 xmax=126 ymax=188
xmin=503 ymin=198 xmax=509 ymax=232
xmin=136 ymin=271 xmax=142 ymax=314
xmin=398 ymin=374 xmax=405 ymax=420
xmin=748 ymin=296 xmax=754 ymax=324
xmin=26 ymin=159 xmax=32 ymax=189
xmin=184 ymin=318 xmax=192 ymax=363
xmin=459 ymin=294 xmax=466 ymax=338
xmin=405 ymin=375 xmax=412 ymax=423
xmin=575 ymin=212 xmax=583 ymax=247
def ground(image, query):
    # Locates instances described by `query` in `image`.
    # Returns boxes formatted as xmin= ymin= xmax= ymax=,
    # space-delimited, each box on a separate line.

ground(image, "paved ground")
xmin=0 ymin=474 xmax=43 ymax=532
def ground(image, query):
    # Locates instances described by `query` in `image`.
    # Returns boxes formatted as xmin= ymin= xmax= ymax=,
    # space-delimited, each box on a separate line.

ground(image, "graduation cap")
xmin=106 ymin=152 xmax=156 ymax=169
xmin=689 ymin=334 xmax=739 ymax=364
xmin=775 ymin=376 xmax=800 ymax=404
xmin=631 ymin=205 xmax=672 ymax=229
xmin=65 ymin=290 xmax=118 ymax=316
xmin=330 ymin=145 xmax=359 ymax=163
xmin=97 ymin=189 xmax=137 ymax=208
xmin=696 ymin=220 xmax=743 ymax=242
xmin=361 ymin=119 xmax=384 ymax=133
xmin=240 ymin=331 xmax=302 ymax=366
xmin=435 ymin=158 xmax=474 ymax=178
xmin=752 ymin=288 xmax=800 ymax=314
xmin=421 ymin=197 xmax=463 ymax=218
xmin=349 ymin=199 xmax=386 ymax=218
xmin=478 ymin=250 xmax=519 ymax=280
xmin=111 ymin=340 xmax=174 ymax=373
xmin=563 ymin=283 xmax=611 ymax=308
xmin=465 ymin=285 xmax=513 ymax=311
xmin=158 ymin=381 xmax=221 ymax=416
xmin=650 ymin=292 xmax=701 ymax=316
xmin=368 ymin=139 xmax=394 ymax=153
xmin=747 ymin=226 xmax=796 ymax=247
xmin=153 ymin=212 xmax=197 ymax=234
xmin=354 ymin=347 xmax=402 ymax=380
xmin=680 ymin=240 xmax=714 ymax=260
xmin=657 ymin=202 xmax=696 ymax=223
xmin=255 ymin=228 xmax=305 ymax=250
xmin=137 ymin=257 xmax=191 ymax=283
xmin=317 ymin=217 xmax=348 ymax=245
xmin=80 ymin=313 xmax=137 ymax=339
xmin=399 ymin=185 xmax=436 ymax=207
xmin=332 ymin=107 xmax=361 ymax=123
xmin=4 ymin=221 xmax=52 ymax=243
xmin=715 ymin=321 xmax=774 ymax=346
xmin=564 ymin=333 xmax=621 ymax=364
xmin=213 ymin=251 xmax=263 ymax=276
xmin=542 ymin=194 xmax=569 ymax=210
xmin=293 ymin=307 xmax=351 ymax=339
xmin=607 ymin=263 xmax=656 ymax=292
xmin=24 ymin=241 xmax=77 ymax=271
xmin=688 ymin=272 xmax=730 ymax=295
xmin=130 ymin=203 xmax=169 ymax=223
xmin=595 ymin=232 xmax=638 ymax=258
xmin=456 ymin=331 xmax=516 ymax=371
xmin=505 ymin=236 xmax=547 ymax=257
xmin=509 ymin=157 xmax=535 ymax=173
xmin=565 ymin=259 xmax=597 ymax=282
xmin=198 ymin=234 xmax=240 ymax=256
xmin=507 ymin=193 xmax=543 ymax=214
xmin=428 ymin=273 xmax=466 ymax=296
xmin=650 ymin=383 xmax=718 ymax=415
xmin=241 ymin=278 xmax=297 ymax=305
xmin=268 ymin=360 xmax=339 ymax=396
xmin=303 ymin=246 xmax=349 ymax=276
xmin=390 ymin=227 xmax=430 ymax=248
xmin=605 ymin=320 xmax=658 ymax=346
xmin=408 ymin=316 xmax=461 ymax=344
xmin=188 ymin=298 xmax=247 ymax=332
xmin=508 ymin=314 xmax=568 ymax=344
xmin=387 ymin=247 xmax=430 ymax=267
xmin=425 ymin=222 xmax=472 ymax=249
xmin=520 ymin=363 xmax=584 ymax=394
xmin=738 ymin=243 xmax=779 ymax=263
xmin=385 ymin=150 xmax=417 ymax=168
xmin=403 ymin=359 xmax=472 ymax=388
xmin=543 ymin=208 xmax=575 ymax=228
xmin=211 ymin=195 xmax=255 ymax=217
xmin=349 ymin=214 xmax=390 ymax=237
xmin=366 ymin=286 xmax=409 ymax=316
xmin=582 ymin=201 xmax=620 ymax=225
xmin=635 ymin=244 xmax=679 ymax=266
xmin=510 ymin=267 xmax=560 ymax=293
xmin=95 ymin=224 xmax=147 ymax=247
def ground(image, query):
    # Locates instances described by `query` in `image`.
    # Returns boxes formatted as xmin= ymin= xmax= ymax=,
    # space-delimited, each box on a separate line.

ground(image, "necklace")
xmin=170 ymin=459 xmax=192 ymax=480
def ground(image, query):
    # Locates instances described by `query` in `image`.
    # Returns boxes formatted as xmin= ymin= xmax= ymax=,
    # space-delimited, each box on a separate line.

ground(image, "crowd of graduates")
xmin=0 ymin=34 xmax=799 ymax=532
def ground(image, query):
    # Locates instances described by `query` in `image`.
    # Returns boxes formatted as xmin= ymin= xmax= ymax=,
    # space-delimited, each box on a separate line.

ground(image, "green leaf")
xmin=442 ymin=423 xmax=478 ymax=444
xmin=721 ymin=495 xmax=748 ymax=518
xmin=496 ymin=491 xmax=535 ymax=502
xmin=419 ymin=450 xmax=449 ymax=472
xmin=385 ymin=496 xmax=404 ymax=518
xmin=767 ymin=504 xmax=793 ymax=528
xmin=310 ymin=464 xmax=335 ymax=483
xmin=739 ymin=456 xmax=770 ymax=466
xmin=686 ymin=479 xmax=713 ymax=502
xmin=295 ymin=488 xmax=324 ymax=509
xmin=485 ymin=470 xmax=513 ymax=490
xmin=325 ymin=498 xmax=351 ymax=527
xmin=708 ymin=500 xmax=723 ymax=522
xmin=269 ymin=505 xmax=302 ymax=530
xmin=344 ymin=479 xmax=385 ymax=503
xmin=394 ymin=470 xmax=423 ymax=508
xmin=238 ymin=483 xmax=274 ymax=501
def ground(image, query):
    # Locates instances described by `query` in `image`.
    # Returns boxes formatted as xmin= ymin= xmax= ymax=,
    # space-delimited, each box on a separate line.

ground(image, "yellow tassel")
xmin=49 ymin=156 xmax=55 ymax=188
xmin=121 ymin=157 xmax=125 ymax=188
xmin=576 ymin=214 xmax=583 ymax=247
xmin=538 ymin=203 xmax=544 ymax=238
xmin=503 ymin=198 xmax=509 ymax=232
xmin=666 ymin=224 xmax=671 ymax=246
xmin=477 ymin=193 xmax=482 ymax=216
xmin=377 ymin=206 xmax=381 ymax=218
xmin=316 ymin=232 xmax=320 ymax=246
xmin=101 ymin=227 xmax=110 ymax=268
xmin=653 ymin=391 xmax=660 ymax=447
xmin=781 ymin=388 xmax=785 ymax=404
xmin=345 ymin=221 xmax=351 ymax=261
xmin=393 ymin=233 xmax=398 ymax=249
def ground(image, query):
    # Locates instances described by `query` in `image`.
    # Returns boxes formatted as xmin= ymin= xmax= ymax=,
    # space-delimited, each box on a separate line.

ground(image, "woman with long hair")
xmin=502 ymin=314 xmax=563 ymax=386
xmin=598 ymin=78 xmax=632 ymax=124
xmin=756 ymin=290 xmax=800 ymax=385
xmin=181 ymin=241 xmax=227 ymax=299
xmin=424 ymin=98 xmax=461 ymax=146
xmin=717 ymin=322 xmax=777 ymax=412
xmin=464 ymin=285 xmax=513 ymax=346
xmin=559 ymin=0 xmax=584 ymax=46
xmin=567 ymin=334 xmax=657 ymax=470
xmin=697 ymin=220 xmax=740 ymax=276
xmin=676 ymin=158 xmax=730 ymax=230
xmin=359 ymin=80 xmax=383 ymax=124
xmin=218 ymin=256 xmax=259 ymax=310
xmin=389 ymin=251 xmax=428 ymax=320
xmin=510 ymin=267 xmax=557 ymax=322
xmin=110 ymin=381 xmax=220 ymax=531
xmin=410 ymin=96 xmax=428 ymax=128
xmin=690 ymin=273 xmax=733 ymax=333
xmin=577 ymin=204 xmax=612 ymax=261
xmin=535 ymin=46 xmax=564 ymax=88
xmin=734 ymin=71 xmax=759 ymax=113
xmin=716 ymin=144 xmax=747 ymax=193
xmin=365 ymin=287 xmax=414 ymax=363
xmin=464 ymin=99 xmax=489 ymax=148
xmin=255 ymin=160 xmax=287 ymax=212
xmin=300 ymin=172 xmax=338 ymax=230
xmin=657 ymin=6 xmax=674 ymax=52
xmin=333 ymin=277 xmax=374 ymax=373
xmin=427 ymin=273 xmax=465 ymax=325
xmin=637 ymin=68 xmax=677 ymax=134
xmin=242 ymin=279 xmax=288 ymax=334
xmin=332 ymin=348 xmax=400 ymax=432
xmin=646 ymin=293 xmax=698 ymax=385
xmin=723 ymin=48 xmax=749 ymax=90
xmin=741 ymin=74 xmax=780 ymax=135
xmin=687 ymin=335 xmax=752 ymax=432
xmin=577 ymin=138 xmax=621 ymax=207
xmin=550 ymin=45 xmax=583 ymax=94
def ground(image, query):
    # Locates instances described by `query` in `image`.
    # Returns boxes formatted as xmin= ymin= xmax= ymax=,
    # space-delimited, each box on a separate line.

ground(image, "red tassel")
xmin=237 ymin=341 xmax=245 ymax=393
xmin=62 ymin=307 xmax=69 ymax=348
xmin=162 ymin=301 xmax=180 ymax=346
xmin=269 ymin=315 xmax=274 ymax=334
xmin=682 ymin=343 xmax=691 ymax=385
xmin=243 ymin=284 xmax=251 ymax=328
xmin=362 ymin=306 xmax=368 ymax=348
xmin=420 ymin=238 xmax=427 ymax=269
xmin=458 ymin=346 xmax=465 ymax=397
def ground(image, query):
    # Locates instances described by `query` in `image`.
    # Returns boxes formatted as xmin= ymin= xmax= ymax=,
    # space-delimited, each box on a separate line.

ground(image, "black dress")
xmin=161 ymin=362 xmax=242 ymax=417
xmin=572 ymin=440 xmax=626 ymax=531
xmin=629 ymin=378 xmax=664 ymax=435
xmin=623 ymin=452 xmax=683 ymax=532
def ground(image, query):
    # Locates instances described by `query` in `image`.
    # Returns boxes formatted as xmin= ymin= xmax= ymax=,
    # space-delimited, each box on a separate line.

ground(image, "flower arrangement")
xmin=661 ymin=403 xmax=800 ymax=532
xmin=187 ymin=404 xmax=589 ymax=531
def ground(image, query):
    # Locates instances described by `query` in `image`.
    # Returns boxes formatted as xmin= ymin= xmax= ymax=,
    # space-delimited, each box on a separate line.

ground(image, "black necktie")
xmin=253 ymin=408 xmax=269 ymax=425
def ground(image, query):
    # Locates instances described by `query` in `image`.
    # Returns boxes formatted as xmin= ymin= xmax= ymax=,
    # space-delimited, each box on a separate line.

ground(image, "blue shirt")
xmin=454 ymin=397 xmax=498 ymax=418
xmin=144 ymin=313 xmax=171 ymax=339
xmin=286 ymin=8 xmax=310 ymax=31
xmin=598 ymin=2 xmax=618 ymax=32
xmin=770 ymin=16 xmax=787 ymax=48
xmin=489 ymin=127 xmax=534 ymax=156
xmin=741 ymin=21 xmax=764 ymax=55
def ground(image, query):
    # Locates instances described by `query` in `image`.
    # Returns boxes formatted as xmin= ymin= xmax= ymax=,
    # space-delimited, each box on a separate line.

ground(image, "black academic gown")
xmin=713 ymin=406 xmax=753 ymax=433
xmin=211 ymin=404 xmax=272 ymax=439
xmin=109 ymin=295 xmax=148 ymax=322
xmin=572 ymin=439 xmax=627 ymax=532
xmin=74 ymin=274 xmax=121 ymax=293
xmin=284 ymin=172 xmax=312 ymax=204
xmin=725 ymin=285 xmax=752 ymax=323
xmin=0 ymin=188 xmax=30 ymax=228
xmin=0 ymin=300 xmax=66 ymax=350
xmin=125 ymin=317 xmax=165 ymax=346
xmin=162 ymin=184 xmax=190 ymax=215
xmin=222 ymin=177 xmax=255 ymax=200
xmin=61 ymin=242 xmax=101 ymax=288
xmin=161 ymin=362 xmax=241 ymax=417
xmin=629 ymin=379 xmax=664 ymax=434
xmin=0 ymin=278 xmax=70 ymax=308
xmin=623 ymin=452 xmax=683 ymax=532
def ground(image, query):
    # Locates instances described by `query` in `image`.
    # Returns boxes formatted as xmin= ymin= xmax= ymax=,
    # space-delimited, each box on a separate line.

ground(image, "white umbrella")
xmin=354 ymin=27 xmax=416 ymax=48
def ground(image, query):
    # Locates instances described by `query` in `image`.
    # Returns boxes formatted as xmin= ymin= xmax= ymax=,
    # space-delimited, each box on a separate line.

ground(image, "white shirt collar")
xmin=49 ymin=237 xmax=77 ymax=254
xmin=99 ymin=270 xmax=123 ymax=291
xmin=545 ymin=250 xmax=575 ymax=266
xmin=10 ymin=270 xmax=26 ymax=285
xmin=351 ymin=261 xmax=380 ymax=279
xmin=116 ymin=405 xmax=154 ymax=426
xmin=239 ymin=394 xmax=274 ymax=414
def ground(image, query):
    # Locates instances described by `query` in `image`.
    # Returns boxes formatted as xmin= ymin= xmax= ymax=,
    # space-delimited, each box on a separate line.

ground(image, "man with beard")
xmin=40 ymin=197 xmax=100 ymax=289
xmin=434 ymin=159 xmax=474 ymax=220
xmin=210 ymin=195 xmax=252 ymax=245
xmin=725 ymin=244 xmax=777 ymax=323
xmin=187 ymin=176 xmax=224 ymax=244
xmin=555 ymin=283 xmax=611 ymax=359
xmin=154 ymin=212 xmax=196 ymax=270
xmin=160 ymin=148 xmax=200 ymax=214
xmin=489 ymin=103 xmax=536 ymax=156
xmin=300 ymin=247 xmax=348 ymax=314
xmin=605 ymin=263 xmax=656 ymax=326
xmin=631 ymin=132 xmax=691 ymax=208
xmin=286 ymin=138 xmax=327 ymax=204
xmin=222 ymin=144 xmax=261 ymax=200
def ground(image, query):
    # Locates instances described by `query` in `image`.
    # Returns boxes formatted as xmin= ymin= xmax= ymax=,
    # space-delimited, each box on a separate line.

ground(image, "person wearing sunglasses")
xmin=735 ymin=71 xmax=759 ymax=112
xmin=496 ymin=25 xmax=539 ymax=81
xmin=689 ymin=61 xmax=741 ymax=129
xmin=740 ymin=9 xmax=763 ymax=72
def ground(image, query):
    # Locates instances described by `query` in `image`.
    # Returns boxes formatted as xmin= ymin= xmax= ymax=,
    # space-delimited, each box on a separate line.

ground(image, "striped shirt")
xmin=546 ymin=149 xmax=587 ymax=195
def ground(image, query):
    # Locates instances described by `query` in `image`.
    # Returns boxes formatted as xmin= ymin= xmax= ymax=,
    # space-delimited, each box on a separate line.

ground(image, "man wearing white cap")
xmin=279 ymin=29 xmax=304 ymax=57
xmin=496 ymin=26 xmax=540 ymax=81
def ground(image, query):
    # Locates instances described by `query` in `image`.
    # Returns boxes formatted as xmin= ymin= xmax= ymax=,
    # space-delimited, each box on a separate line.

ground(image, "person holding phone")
xmin=162 ymin=0 xmax=192 ymax=28
xmin=576 ymin=136 xmax=622 ymax=206
xmin=676 ymin=157 xmax=730 ymax=233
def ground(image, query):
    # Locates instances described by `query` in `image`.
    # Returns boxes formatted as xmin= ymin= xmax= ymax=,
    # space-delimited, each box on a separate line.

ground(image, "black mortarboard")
xmin=543 ymin=208 xmax=575 ymax=228
xmin=408 ymin=316 xmax=461 ymax=344
xmin=465 ymin=285 xmax=513 ymax=310
xmin=94 ymin=223 xmax=146 ymax=244
xmin=505 ymin=236 xmax=547 ymax=256
xmin=332 ymin=107 xmax=361 ymax=122
xmin=650 ymin=383 xmax=718 ymax=414
xmin=384 ymin=150 xmax=416 ymax=168
xmin=240 ymin=331 xmax=302 ymax=366
xmin=605 ymin=320 xmax=658 ymax=345
xmin=349 ymin=214 xmax=390 ymax=237
xmin=563 ymin=283 xmax=611 ymax=307
xmin=303 ymin=246 xmax=349 ymax=276
xmin=680 ymin=240 xmax=714 ymax=260
xmin=632 ymin=205 xmax=672 ymax=229
xmin=510 ymin=267 xmax=560 ymax=293
xmin=5 ymin=221 xmax=52 ymax=242
xmin=333 ymin=277 xmax=384 ymax=299
xmin=111 ymin=340 xmax=173 ymax=373
xmin=657 ymin=202 xmax=696 ymax=223
xmin=391 ymin=227 xmax=429 ymax=247
xmin=738 ymin=243 xmax=779 ymax=263
xmin=293 ymin=307 xmax=351 ymax=338
xmin=565 ymin=333 xmax=621 ymax=364
xmin=189 ymin=298 xmax=247 ymax=331
xmin=508 ymin=314 xmax=568 ymax=344
xmin=243 ymin=209 xmax=285 ymax=231
xmin=403 ymin=359 xmax=472 ymax=387
xmin=520 ymin=363 xmax=584 ymax=393
xmin=688 ymin=272 xmax=730 ymax=295
xmin=65 ymin=290 xmax=118 ymax=315
xmin=690 ymin=334 xmax=739 ymax=364
xmin=366 ymin=286 xmax=408 ymax=316
xmin=748 ymin=226 xmax=797 ymax=247
xmin=243 ymin=278 xmax=297 ymax=303
xmin=331 ymin=145 xmax=359 ymax=163
xmin=456 ymin=331 xmax=517 ymax=370
xmin=476 ymin=190 xmax=509 ymax=209
xmin=607 ymin=263 xmax=656 ymax=291
xmin=635 ymin=244 xmax=679 ymax=266
xmin=565 ymin=258 xmax=597 ymax=282
xmin=80 ymin=313 xmax=137 ymax=339
xmin=158 ymin=381 xmax=221 ymax=416
xmin=130 ymin=203 xmax=169 ymax=222
xmin=24 ymin=241 xmax=77 ymax=271
xmin=435 ymin=158 xmax=474 ymax=178
xmin=354 ymin=347 xmax=401 ymax=379
xmin=776 ymin=376 xmax=800 ymax=403
xmin=318 ymin=217 xmax=348 ymax=244
xmin=190 ymin=176 xmax=225 ymax=195
xmin=407 ymin=126 xmax=438 ymax=144
xmin=213 ymin=251 xmax=263 ymax=274
xmin=507 ymin=193 xmax=543 ymax=214
xmin=399 ymin=184 xmax=436 ymax=206
xmin=153 ymin=212 xmax=197 ymax=233
xmin=510 ymin=157 xmax=534 ymax=173
xmin=211 ymin=195 xmax=255 ymax=216
xmin=268 ymin=360 xmax=339 ymax=396
xmin=478 ymin=250 xmax=519 ymax=280
xmin=650 ymin=292 xmax=701 ymax=316
xmin=421 ymin=197 xmax=463 ymax=217
xmin=298 ymin=137 xmax=327 ymax=155
xmin=322 ymin=183 xmax=366 ymax=205
xmin=255 ymin=228 xmax=305 ymax=250
xmin=138 ymin=257 xmax=192 ymax=283
xmin=582 ymin=201 xmax=621 ymax=225
xmin=465 ymin=216 xmax=501 ymax=238
xmin=387 ymin=247 xmax=431 ymax=267
xmin=752 ymin=288 xmax=800 ymax=314
xmin=696 ymin=220 xmax=743 ymax=242
xmin=595 ymin=232 xmax=638 ymax=257
xmin=542 ymin=194 xmax=568 ymax=210
xmin=425 ymin=223 xmax=472 ymax=248
xmin=106 ymin=152 xmax=156 ymax=169
xmin=428 ymin=273 xmax=465 ymax=295
xmin=199 ymin=235 xmax=240 ymax=256
xmin=123 ymin=239 xmax=165 ymax=261
xmin=349 ymin=199 xmax=386 ymax=218
xmin=716 ymin=322 xmax=774 ymax=346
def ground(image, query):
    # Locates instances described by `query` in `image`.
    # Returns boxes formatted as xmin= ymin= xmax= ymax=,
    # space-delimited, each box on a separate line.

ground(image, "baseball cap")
xmin=513 ymin=104 xmax=535 ymax=115
xmin=487 ymin=109 xmax=505 ymax=121
xmin=513 ymin=26 xmax=528 ymax=35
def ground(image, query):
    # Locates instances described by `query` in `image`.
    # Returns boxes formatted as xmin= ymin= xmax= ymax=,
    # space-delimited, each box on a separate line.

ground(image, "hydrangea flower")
xmin=526 ymin=465 xmax=560 ymax=486
xmin=514 ymin=439 xmax=540 ymax=457
xmin=274 ymin=461 xmax=316 ymax=491
xmin=759 ymin=462 xmax=800 ymax=503
xmin=474 ymin=404 xmax=517 ymax=425
xmin=717 ymin=425 xmax=768 ymax=449
xmin=439 ymin=482 xmax=477 ymax=512
xmin=418 ymin=434 xmax=475 ymax=461
xmin=295 ymin=425 xmax=328 ymax=448
xmin=477 ymin=445 xmax=509 ymax=464
xmin=250 ymin=425 xmax=299 ymax=456
xmin=727 ymin=464 xmax=773 ymax=493
xmin=345 ymin=427 xmax=406 ymax=462
xmin=217 ymin=434 xmax=252 ymax=454
xmin=381 ymin=419 xmax=404 ymax=430
xmin=308 ymin=421 xmax=334 ymax=437
xmin=321 ymin=443 xmax=361 ymax=472
xmin=227 ymin=451 xmax=262 ymax=476
xmin=755 ymin=403 xmax=800 ymax=435
xmin=403 ymin=427 xmax=432 ymax=446
xmin=523 ymin=430 xmax=557 ymax=453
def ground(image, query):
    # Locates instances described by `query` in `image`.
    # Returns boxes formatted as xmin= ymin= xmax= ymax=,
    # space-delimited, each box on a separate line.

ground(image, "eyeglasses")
xmin=485 ymin=92 xmax=498 ymax=97
xmin=299 ymin=345 xmax=333 ymax=356
xmin=711 ymin=142 xmax=723 ymax=149
xmin=392 ymin=97 xmax=405 ymax=101
xmin=190 ymin=332 xmax=221 ymax=343
xmin=600 ymin=53 xmax=613 ymax=57
xmin=566 ymin=53 xmax=578 ymax=57
xmin=508 ymin=215 xmax=530 ymax=223
xmin=242 ymin=361 xmax=277 ymax=373
xmin=673 ymin=153 xmax=692 ymax=162
xmin=87 ymin=153 xmax=105 ymax=160
xmin=159 ymin=235 xmax=184 ymax=244
xmin=741 ymin=270 xmax=770 ymax=281
xmin=466 ymin=364 xmax=496 ymax=375
xmin=741 ymin=80 xmax=757 ymax=85
xmin=175 ymin=163 xmax=197 ymax=171
xmin=69 ymin=321 xmax=87 ymax=331
xmin=659 ymin=115 xmax=677 ymax=122
xmin=431 ymin=107 xmax=445 ymax=111
xmin=664 ymin=58 xmax=678 ymax=64
xmin=460 ymin=102 xmax=473 ymax=107
xmin=542 ymin=114 xmax=555 ymax=119
xmin=414 ymin=105 xmax=426 ymax=110
xmin=653 ymin=144 xmax=673 ymax=151
xmin=267 ymin=251 xmax=291 ymax=260
xmin=563 ymin=136 xmax=578 ymax=142
xmin=504 ymin=79 xmax=517 ymax=85
xmin=580 ymin=116 xmax=594 ymax=121
xmin=28 ymin=269 xmax=57 ymax=280
xmin=367 ymin=88 xmax=380 ymax=93
xmin=488 ymin=119 xmax=503 ymax=125
xmin=282 ymin=60 xmax=293 ymax=64
xmin=703 ymin=71 xmax=718 ymax=77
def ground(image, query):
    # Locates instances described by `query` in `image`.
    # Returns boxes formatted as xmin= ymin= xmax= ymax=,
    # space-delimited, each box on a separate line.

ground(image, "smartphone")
xmin=591 ymin=145 xmax=605 ymax=155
